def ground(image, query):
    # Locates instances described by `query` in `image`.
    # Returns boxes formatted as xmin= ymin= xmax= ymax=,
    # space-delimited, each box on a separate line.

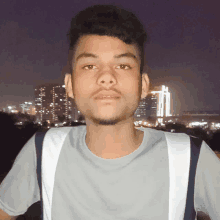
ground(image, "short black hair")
xmin=66 ymin=4 xmax=147 ymax=74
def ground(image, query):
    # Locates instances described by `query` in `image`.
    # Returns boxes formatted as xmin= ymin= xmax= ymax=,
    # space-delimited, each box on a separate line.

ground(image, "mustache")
xmin=90 ymin=88 xmax=122 ymax=98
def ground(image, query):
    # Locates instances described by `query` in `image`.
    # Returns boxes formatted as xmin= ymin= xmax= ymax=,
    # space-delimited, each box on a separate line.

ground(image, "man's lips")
xmin=94 ymin=92 xmax=121 ymax=100
xmin=94 ymin=95 xmax=120 ymax=100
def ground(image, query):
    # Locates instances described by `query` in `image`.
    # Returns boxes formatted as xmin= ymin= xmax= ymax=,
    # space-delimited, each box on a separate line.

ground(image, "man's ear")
xmin=141 ymin=73 xmax=150 ymax=99
xmin=64 ymin=73 xmax=74 ymax=99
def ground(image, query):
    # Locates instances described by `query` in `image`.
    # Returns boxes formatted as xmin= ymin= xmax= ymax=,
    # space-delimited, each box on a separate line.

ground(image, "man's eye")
xmin=83 ymin=65 xmax=96 ymax=70
xmin=116 ymin=64 xmax=131 ymax=70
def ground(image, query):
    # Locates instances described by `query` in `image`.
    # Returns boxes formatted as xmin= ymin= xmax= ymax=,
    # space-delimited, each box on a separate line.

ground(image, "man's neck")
xmin=85 ymin=118 xmax=144 ymax=159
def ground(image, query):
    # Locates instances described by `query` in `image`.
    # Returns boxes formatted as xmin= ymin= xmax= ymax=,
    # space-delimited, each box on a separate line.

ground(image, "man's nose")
xmin=97 ymin=71 xmax=117 ymax=88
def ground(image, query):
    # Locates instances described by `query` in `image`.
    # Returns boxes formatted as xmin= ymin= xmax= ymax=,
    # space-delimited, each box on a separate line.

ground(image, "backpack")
xmin=34 ymin=127 xmax=203 ymax=220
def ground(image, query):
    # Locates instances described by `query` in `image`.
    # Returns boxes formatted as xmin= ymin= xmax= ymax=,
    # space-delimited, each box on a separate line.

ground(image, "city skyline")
xmin=2 ymin=83 xmax=220 ymax=117
xmin=3 ymin=83 xmax=220 ymax=131
xmin=3 ymin=84 xmax=173 ymax=121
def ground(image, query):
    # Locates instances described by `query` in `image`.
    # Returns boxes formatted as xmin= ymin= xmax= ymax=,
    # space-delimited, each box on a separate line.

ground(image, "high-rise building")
xmin=147 ymin=93 xmax=157 ymax=117
xmin=134 ymin=97 xmax=151 ymax=121
xmin=134 ymin=85 xmax=172 ymax=121
xmin=150 ymin=85 xmax=172 ymax=117
xmin=52 ymin=85 xmax=72 ymax=123
xmin=35 ymin=84 xmax=53 ymax=123
xmin=35 ymin=84 xmax=72 ymax=124
xmin=20 ymin=102 xmax=35 ymax=115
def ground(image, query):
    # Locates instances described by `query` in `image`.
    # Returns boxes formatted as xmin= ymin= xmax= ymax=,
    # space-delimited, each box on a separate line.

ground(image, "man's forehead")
xmin=72 ymin=35 xmax=141 ymax=61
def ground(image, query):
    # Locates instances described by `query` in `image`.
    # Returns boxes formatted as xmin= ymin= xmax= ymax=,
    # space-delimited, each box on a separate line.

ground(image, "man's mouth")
xmin=94 ymin=95 xmax=120 ymax=100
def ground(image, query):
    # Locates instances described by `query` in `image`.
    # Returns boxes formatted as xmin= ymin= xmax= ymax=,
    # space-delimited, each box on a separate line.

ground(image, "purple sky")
xmin=0 ymin=0 xmax=219 ymax=115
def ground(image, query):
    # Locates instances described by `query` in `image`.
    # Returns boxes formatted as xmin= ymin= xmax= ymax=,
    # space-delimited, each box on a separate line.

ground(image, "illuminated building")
xmin=134 ymin=97 xmax=151 ymax=121
xmin=35 ymin=84 xmax=72 ymax=124
xmin=134 ymin=85 xmax=172 ymax=126
xmin=6 ymin=105 xmax=18 ymax=114
xmin=151 ymin=85 xmax=172 ymax=117
xmin=35 ymin=84 xmax=53 ymax=123
xmin=52 ymin=85 xmax=72 ymax=123
xmin=148 ymin=93 xmax=157 ymax=117
xmin=20 ymin=102 xmax=35 ymax=115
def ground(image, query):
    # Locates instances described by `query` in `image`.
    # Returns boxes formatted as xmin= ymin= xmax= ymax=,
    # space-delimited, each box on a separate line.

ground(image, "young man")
xmin=0 ymin=5 xmax=220 ymax=220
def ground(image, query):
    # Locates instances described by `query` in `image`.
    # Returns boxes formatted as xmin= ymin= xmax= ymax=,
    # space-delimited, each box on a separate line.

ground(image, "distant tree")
xmin=20 ymin=121 xmax=40 ymax=144
xmin=0 ymin=112 xmax=41 ymax=175
xmin=154 ymin=124 xmax=166 ymax=131
xmin=78 ymin=115 xmax=85 ymax=122
xmin=42 ymin=120 xmax=48 ymax=128
xmin=147 ymin=116 xmax=156 ymax=126
xmin=165 ymin=123 xmax=186 ymax=133
xmin=58 ymin=114 xmax=66 ymax=123
xmin=209 ymin=130 xmax=220 ymax=152
xmin=14 ymin=112 xmax=35 ymax=124
xmin=70 ymin=121 xmax=86 ymax=127
xmin=187 ymin=127 xmax=208 ymax=142
xmin=0 ymin=112 xmax=20 ymax=173
xmin=0 ymin=112 xmax=17 ymax=128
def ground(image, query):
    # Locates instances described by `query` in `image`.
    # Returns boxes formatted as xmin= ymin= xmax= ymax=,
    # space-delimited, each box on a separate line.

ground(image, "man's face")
xmin=71 ymin=35 xmax=143 ymax=125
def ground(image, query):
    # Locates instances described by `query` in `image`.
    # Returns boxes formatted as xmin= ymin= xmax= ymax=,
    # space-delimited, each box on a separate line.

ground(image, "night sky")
xmin=0 ymin=0 xmax=219 ymax=115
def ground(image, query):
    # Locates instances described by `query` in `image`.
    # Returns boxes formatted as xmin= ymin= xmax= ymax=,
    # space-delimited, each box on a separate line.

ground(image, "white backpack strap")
xmin=164 ymin=132 xmax=191 ymax=220
xmin=42 ymin=127 xmax=72 ymax=220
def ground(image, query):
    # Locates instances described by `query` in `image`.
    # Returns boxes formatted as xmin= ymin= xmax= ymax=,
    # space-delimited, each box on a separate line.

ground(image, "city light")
xmin=151 ymin=85 xmax=171 ymax=117
xmin=189 ymin=121 xmax=207 ymax=127
xmin=35 ymin=84 xmax=72 ymax=124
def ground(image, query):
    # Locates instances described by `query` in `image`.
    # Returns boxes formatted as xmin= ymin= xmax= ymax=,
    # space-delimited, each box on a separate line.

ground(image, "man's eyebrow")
xmin=76 ymin=53 xmax=98 ymax=62
xmin=114 ymin=52 xmax=138 ymax=62
xmin=76 ymin=52 xmax=139 ymax=63
xmin=114 ymin=52 xmax=139 ymax=64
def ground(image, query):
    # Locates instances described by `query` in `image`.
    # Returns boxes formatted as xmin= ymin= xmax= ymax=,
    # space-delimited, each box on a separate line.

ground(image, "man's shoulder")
xmin=45 ymin=125 xmax=86 ymax=137
xmin=136 ymin=126 xmax=165 ymax=135
xmin=138 ymin=127 xmax=195 ymax=147
xmin=137 ymin=127 xmax=187 ymax=140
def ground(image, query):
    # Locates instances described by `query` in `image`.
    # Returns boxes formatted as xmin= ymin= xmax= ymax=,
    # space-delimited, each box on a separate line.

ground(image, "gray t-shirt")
xmin=0 ymin=126 xmax=220 ymax=219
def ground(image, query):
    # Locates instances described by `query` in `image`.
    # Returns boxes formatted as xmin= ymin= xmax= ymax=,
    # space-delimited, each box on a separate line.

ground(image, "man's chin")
xmin=84 ymin=110 xmax=134 ymax=126
xmin=92 ymin=117 xmax=120 ymax=126
xmin=88 ymin=113 xmax=129 ymax=125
